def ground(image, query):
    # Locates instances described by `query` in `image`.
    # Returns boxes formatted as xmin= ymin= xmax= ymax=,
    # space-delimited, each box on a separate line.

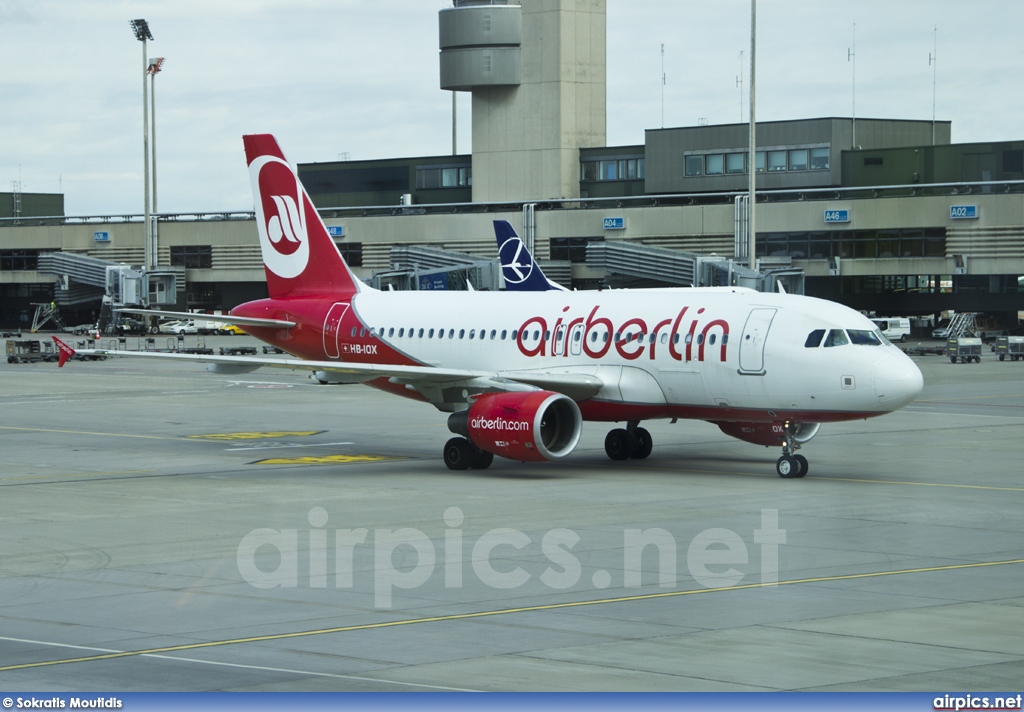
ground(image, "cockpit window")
xmin=823 ymin=329 xmax=849 ymax=347
xmin=804 ymin=329 xmax=825 ymax=348
xmin=875 ymin=329 xmax=892 ymax=345
xmin=847 ymin=329 xmax=882 ymax=345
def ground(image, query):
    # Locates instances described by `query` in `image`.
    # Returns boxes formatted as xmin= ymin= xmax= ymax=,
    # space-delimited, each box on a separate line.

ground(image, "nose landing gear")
xmin=776 ymin=422 xmax=809 ymax=478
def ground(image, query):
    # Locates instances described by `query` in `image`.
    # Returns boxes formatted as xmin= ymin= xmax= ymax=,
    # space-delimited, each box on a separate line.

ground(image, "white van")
xmin=871 ymin=317 xmax=911 ymax=343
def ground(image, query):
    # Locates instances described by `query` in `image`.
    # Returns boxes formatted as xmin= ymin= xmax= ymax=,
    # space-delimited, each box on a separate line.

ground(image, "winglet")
xmin=52 ymin=336 xmax=76 ymax=368
xmin=494 ymin=220 xmax=567 ymax=292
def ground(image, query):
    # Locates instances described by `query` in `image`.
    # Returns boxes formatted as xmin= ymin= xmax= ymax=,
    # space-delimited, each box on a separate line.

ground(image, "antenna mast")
xmin=929 ymin=25 xmax=938 ymax=144
xmin=848 ymin=22 xmax=856 ymax=149
xmin=737 ymin=50 xmax=744 ymax=122
xmin=661 ymin=43 xmax=666 ymax=128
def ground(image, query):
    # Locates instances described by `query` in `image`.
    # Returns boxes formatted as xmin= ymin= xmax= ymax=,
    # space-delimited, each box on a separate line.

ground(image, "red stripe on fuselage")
xmin=576 ymin=398 xmax=881 ymax=425
xmin=232 ymin=297 xmax=422 ymax=366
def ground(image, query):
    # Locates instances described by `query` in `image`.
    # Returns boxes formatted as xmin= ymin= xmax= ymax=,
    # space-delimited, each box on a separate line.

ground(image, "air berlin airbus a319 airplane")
xmin=56 ymin=134 xmax=923 ymax=478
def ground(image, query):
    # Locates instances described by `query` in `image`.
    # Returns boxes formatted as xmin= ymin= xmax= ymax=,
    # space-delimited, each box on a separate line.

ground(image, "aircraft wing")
xmin=53 ymin=339 xmax=603 ymax=401
xmin=114 ymin=307 xmax=296 ymax=330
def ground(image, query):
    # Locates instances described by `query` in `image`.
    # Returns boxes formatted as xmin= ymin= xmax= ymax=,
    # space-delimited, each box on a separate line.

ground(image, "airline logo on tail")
xmin=250 ymin=155 xmax=310 ymax=279
xmin=493 ymin=220 xmax=567 ymax=292
xmin=498 ymin=237 xmax=535 ymax=285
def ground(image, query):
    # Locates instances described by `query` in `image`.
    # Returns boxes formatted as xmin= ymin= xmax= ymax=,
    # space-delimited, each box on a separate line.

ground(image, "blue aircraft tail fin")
xmin=494 ymin=220 xmax=567 ymax=292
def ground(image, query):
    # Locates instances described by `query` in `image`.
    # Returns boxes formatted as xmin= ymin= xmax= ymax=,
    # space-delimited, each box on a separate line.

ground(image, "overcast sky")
xmin=1 ymin=0 xmax=1021 ymax=215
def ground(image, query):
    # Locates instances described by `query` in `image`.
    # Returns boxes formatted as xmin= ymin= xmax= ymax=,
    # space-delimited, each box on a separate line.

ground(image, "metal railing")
xmin=3 ymin=179 xmax=1022 ymax=228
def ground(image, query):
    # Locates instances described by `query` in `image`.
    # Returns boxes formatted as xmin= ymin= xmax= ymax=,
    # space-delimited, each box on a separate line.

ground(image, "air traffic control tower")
xmin=439 ymin=0 xmax=606 ymax=202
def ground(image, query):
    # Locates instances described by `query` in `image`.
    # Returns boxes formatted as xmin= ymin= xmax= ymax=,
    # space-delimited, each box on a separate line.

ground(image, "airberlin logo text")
xmin=516 ymin=305 xmax=729 ymax=362
xmin=470 ymin=416 xmax=530 ymax=432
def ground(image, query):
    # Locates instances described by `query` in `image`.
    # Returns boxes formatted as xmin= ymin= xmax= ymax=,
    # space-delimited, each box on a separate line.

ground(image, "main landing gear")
xmin=443 ymin=437 xmax=494 ymax=471
xmin=776 ymin=423 xmax=809 ymax=479
xmin=604 ymin=420 xmax=653 ymax=461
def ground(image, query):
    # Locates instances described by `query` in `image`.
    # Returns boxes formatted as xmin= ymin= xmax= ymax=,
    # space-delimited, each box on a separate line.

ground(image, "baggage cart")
xmin=995 ymin=335 xmax=1024 ymax=362
xmin=947 ymin=337 xmax=982 ymax=364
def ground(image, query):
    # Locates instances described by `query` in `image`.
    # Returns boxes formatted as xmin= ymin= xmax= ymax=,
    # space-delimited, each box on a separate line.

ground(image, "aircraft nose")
xmin=873 ymin=352 xmax=924 ymax=410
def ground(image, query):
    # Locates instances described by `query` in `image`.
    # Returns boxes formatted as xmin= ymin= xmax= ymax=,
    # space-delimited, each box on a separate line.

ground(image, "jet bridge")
xmin=36 ymin=252 xmax=182 ymax=333
xmin=586 ymin=240 xmax=798 ymax=293
xmin=373 ymin=245 xmax=501 ymax=291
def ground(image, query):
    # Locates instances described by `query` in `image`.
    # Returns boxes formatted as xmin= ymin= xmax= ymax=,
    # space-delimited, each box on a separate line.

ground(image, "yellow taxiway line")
xmin=2 ymin=556 xmax=1022 ymax=673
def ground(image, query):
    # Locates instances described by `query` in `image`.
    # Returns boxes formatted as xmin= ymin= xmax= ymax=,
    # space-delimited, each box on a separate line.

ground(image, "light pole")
xmin=129 ymin=19 xmax=154 ymax=269
xmin=148 ymin=57 xmax=165 ymax=259
xmin=747 ymin=0 xmax=756 ymax=269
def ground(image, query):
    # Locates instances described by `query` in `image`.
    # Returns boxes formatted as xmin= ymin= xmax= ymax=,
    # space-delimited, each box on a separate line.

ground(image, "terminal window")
xmin=550 ymin=236 xmax=603 ymax=263
xmin=760 ymin=228 xmax=945 ymax=260
xmin=581 ymin=157 xmax=645 ymax=182
xmin=705 ymin=154 xmax=724 ymax=175
xmin=683 ymin=145 xmax=829 ymax=177
xmin=810 ymin=147 xmax=830 ymax=170
xmin=767 ymin=151 xmax=787 ymax=172
xmin=170 ymin=245 xmax=213 ymax=269
xmin=337 ymin=242 xmax=363 ymax=267
xmin=0 ymin=249 xmax=45 ymax=271
xmin=1002 ymin=149 xmax=1024 ymax=174
xmin=787 ymin=149 xmax=808 ymax=171
xmin=416 ymin=165 xmax=471 ymax=190
xmin=725 ymin=153 xmax=746 ymax=174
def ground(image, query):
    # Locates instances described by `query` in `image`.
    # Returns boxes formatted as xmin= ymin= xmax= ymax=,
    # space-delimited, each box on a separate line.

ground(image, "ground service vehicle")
xmin=218 ymin=324 xmax=247 ymax=335
xmin=7 ymin=339 xmax=56 ymax=363
xmin=871 ymin=317 xmax=911 ymax=343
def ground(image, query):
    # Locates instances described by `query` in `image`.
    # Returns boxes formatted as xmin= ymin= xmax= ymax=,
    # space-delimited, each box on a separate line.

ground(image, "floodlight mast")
xmin=130 ymin=19 xmax=155 ymax=270
xmin=148 ymin=57 xmax=165 ymax=222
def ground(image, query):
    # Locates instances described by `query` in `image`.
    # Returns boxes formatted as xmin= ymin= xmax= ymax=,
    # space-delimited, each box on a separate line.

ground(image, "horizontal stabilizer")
xmin=114 ymin=308 xmax=296 ymax=330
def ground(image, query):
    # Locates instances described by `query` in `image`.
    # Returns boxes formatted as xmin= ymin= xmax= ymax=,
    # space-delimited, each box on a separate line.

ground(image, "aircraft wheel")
xmin=776 ymin=455 xmax=800 ymax=478
xmin=630 ymin=427 xmax=653 ymax=459
xmin=469 ymin=448 xmax=494 ymax=470
xmin=443 ymin=437 xmax=474 ymax=471
xmin=793 ymin=454 xmax=809 ymax=478
xmin=605 ymin=428 xmax=636 ymax=461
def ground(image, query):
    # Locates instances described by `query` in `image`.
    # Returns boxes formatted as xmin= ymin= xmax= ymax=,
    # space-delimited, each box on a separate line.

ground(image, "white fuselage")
xmin=310 ymin=285 xmax=923 ymax=422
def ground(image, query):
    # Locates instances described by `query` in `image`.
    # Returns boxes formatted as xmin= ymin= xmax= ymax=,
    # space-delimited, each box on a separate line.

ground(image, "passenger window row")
xmin=352 ymin=326 xmax=516 ymax=340
xmin=349 ymin=325 xmax=728 ymax=346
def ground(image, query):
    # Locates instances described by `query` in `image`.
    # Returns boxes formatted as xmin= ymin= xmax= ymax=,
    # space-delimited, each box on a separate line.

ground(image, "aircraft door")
xmin=568 ymin=323 xmax=584 ymax=356
xmin=323 ymin=302 xmax=350 ymax=359
xmin=552 ymin=324 xmax=568 ymax=356
xmin=738 ymin=308 xmax=777 ymax=375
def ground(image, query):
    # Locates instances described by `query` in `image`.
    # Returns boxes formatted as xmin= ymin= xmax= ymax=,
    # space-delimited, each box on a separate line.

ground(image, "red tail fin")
xmin=243 ymin=134 xmax=364 ymax=299
xmin=52 ymin=336 xmax=75 ymax=368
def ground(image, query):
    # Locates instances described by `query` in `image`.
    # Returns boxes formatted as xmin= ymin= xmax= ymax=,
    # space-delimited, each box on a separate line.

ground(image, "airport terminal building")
xmin=2 ymin=0 xmax=1023 ymax=330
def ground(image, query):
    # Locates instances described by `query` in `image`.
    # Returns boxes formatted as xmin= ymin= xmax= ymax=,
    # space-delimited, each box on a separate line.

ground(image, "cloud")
xmin=2 ymin=0 xmax=1021 ymax=214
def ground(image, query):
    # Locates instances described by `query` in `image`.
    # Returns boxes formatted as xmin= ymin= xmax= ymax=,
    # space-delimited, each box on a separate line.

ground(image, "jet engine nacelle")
xmin=716 ymin=421 xmax=821 ymax=447
xmin=448 ymin=390 xmax=582 ymax=462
